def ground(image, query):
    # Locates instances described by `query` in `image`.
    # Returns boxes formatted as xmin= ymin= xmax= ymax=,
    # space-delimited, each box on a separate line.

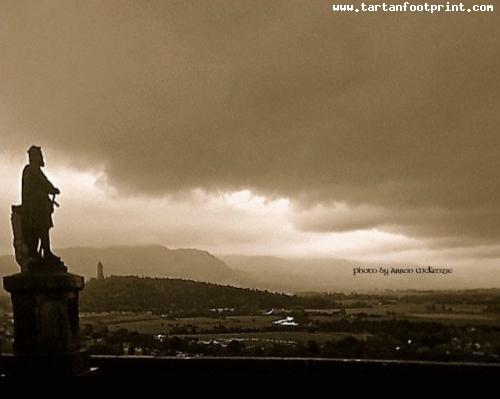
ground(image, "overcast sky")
xmin=1 ymin=1 xmax=499 ymax=270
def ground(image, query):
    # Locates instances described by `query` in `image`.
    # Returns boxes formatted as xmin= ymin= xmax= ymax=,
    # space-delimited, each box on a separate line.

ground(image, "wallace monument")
xmin=3 ymin=146 xmax=89 ymax=376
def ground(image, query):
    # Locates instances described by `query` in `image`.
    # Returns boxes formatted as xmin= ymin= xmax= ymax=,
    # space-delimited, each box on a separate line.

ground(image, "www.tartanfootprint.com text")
xmin=332 ymin=2 xmax=494 ymax=13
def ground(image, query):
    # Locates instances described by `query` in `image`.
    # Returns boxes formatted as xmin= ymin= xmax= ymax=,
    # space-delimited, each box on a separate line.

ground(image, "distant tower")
xmin=97 ymin=261 xmax=104 ymax=280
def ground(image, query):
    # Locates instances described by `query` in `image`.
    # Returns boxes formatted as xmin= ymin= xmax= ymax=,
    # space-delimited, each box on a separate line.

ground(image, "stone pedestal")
xmin=3 ymin=271 xmax=90 ymax=376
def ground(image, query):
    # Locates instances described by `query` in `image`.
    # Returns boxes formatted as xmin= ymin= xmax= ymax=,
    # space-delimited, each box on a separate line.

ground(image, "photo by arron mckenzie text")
xmin=353 ymin=266 xmax=453 ymax=276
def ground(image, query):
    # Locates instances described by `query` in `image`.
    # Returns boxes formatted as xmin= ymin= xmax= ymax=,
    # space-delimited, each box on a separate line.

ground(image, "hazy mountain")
xmin=1 ymin=246 xmax=498 ymax=293
xmin=220 ymin=255 xmax=498 ymax=293
xmin=0 ymin=245 xmax=239 ymax=285
xmin=221 ymin=255 xmax=368 ymax=292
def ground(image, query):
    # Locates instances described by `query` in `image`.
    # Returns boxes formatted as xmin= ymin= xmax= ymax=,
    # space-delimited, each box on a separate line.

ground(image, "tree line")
xmin=80 ymin=276 xmax=338 ymax=313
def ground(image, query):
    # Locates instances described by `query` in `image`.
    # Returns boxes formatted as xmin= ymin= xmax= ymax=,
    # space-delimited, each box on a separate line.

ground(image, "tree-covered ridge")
xmin=80 ymin=276 xmax=335 ymax=313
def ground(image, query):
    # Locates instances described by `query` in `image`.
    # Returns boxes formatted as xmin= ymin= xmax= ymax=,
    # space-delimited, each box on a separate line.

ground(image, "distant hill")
xmin=80 ymin=276 xmax=333 ymax=313
xmin=220 ymin=255 xmax=499 ymax=292
xmin=221 ymin=255 xmax=365 ymax=292
xmin=2 ymin=245 xmax=498 ymax=293
xmin=0 ymin=245 xmax=240 ymax=285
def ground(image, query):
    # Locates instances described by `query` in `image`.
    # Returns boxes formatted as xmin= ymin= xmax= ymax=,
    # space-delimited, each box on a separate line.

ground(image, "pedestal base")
xmin=3 ymin=271 xmax=89 ymax=376
xmin=7 ymin=349 xmax=91 ymax=377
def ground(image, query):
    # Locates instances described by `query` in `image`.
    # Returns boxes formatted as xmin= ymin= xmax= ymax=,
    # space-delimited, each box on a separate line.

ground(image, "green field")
xmin=82 ymin=314 xmax=283 ymax=334
xmin=406 ymin=313 xmax=500 ymax=326
xmin=82 ymin=302 xmax=500 ymax=336
xmin=338 ymin=303 xmax=500 ymax=325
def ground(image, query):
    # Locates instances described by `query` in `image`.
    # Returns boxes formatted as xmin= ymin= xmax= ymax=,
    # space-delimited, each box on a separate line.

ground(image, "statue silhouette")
xmin=4 ymin=147 xmax=86 ymax=375
xmin=15 ymin=146 xmax=62 ymax=269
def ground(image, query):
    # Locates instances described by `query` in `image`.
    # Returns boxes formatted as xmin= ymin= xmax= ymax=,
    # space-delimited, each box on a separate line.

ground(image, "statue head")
xmin=28 ymin=145 xmax=45 ymax=167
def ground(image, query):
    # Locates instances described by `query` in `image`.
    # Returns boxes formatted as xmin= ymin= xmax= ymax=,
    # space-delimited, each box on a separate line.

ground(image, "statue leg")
xmin=27 ymin=231 xmax=40 ymax=258
xmin=39 ymin=228 xmax=53 ymax=258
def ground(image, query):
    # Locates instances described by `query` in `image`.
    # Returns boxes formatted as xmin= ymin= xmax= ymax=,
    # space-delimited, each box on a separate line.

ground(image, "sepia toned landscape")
xmin=2 ymin=251 xmax=500 ymax=363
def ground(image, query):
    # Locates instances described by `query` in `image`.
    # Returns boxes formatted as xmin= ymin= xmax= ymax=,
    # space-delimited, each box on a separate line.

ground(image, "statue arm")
xmin=39 ymin=170 xmax=60 ymax=195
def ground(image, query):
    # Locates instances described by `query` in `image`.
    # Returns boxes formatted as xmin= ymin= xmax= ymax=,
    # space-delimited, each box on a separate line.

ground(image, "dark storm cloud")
xmin=1 ymin=0 xmax=499 ymax=244
xmin=294 ymin=203 xmax=500 ymax=244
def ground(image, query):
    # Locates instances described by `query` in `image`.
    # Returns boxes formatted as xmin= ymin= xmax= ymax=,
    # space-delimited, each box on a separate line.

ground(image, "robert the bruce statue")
xmin=12 ymin=146 xmax=65 ymax=272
